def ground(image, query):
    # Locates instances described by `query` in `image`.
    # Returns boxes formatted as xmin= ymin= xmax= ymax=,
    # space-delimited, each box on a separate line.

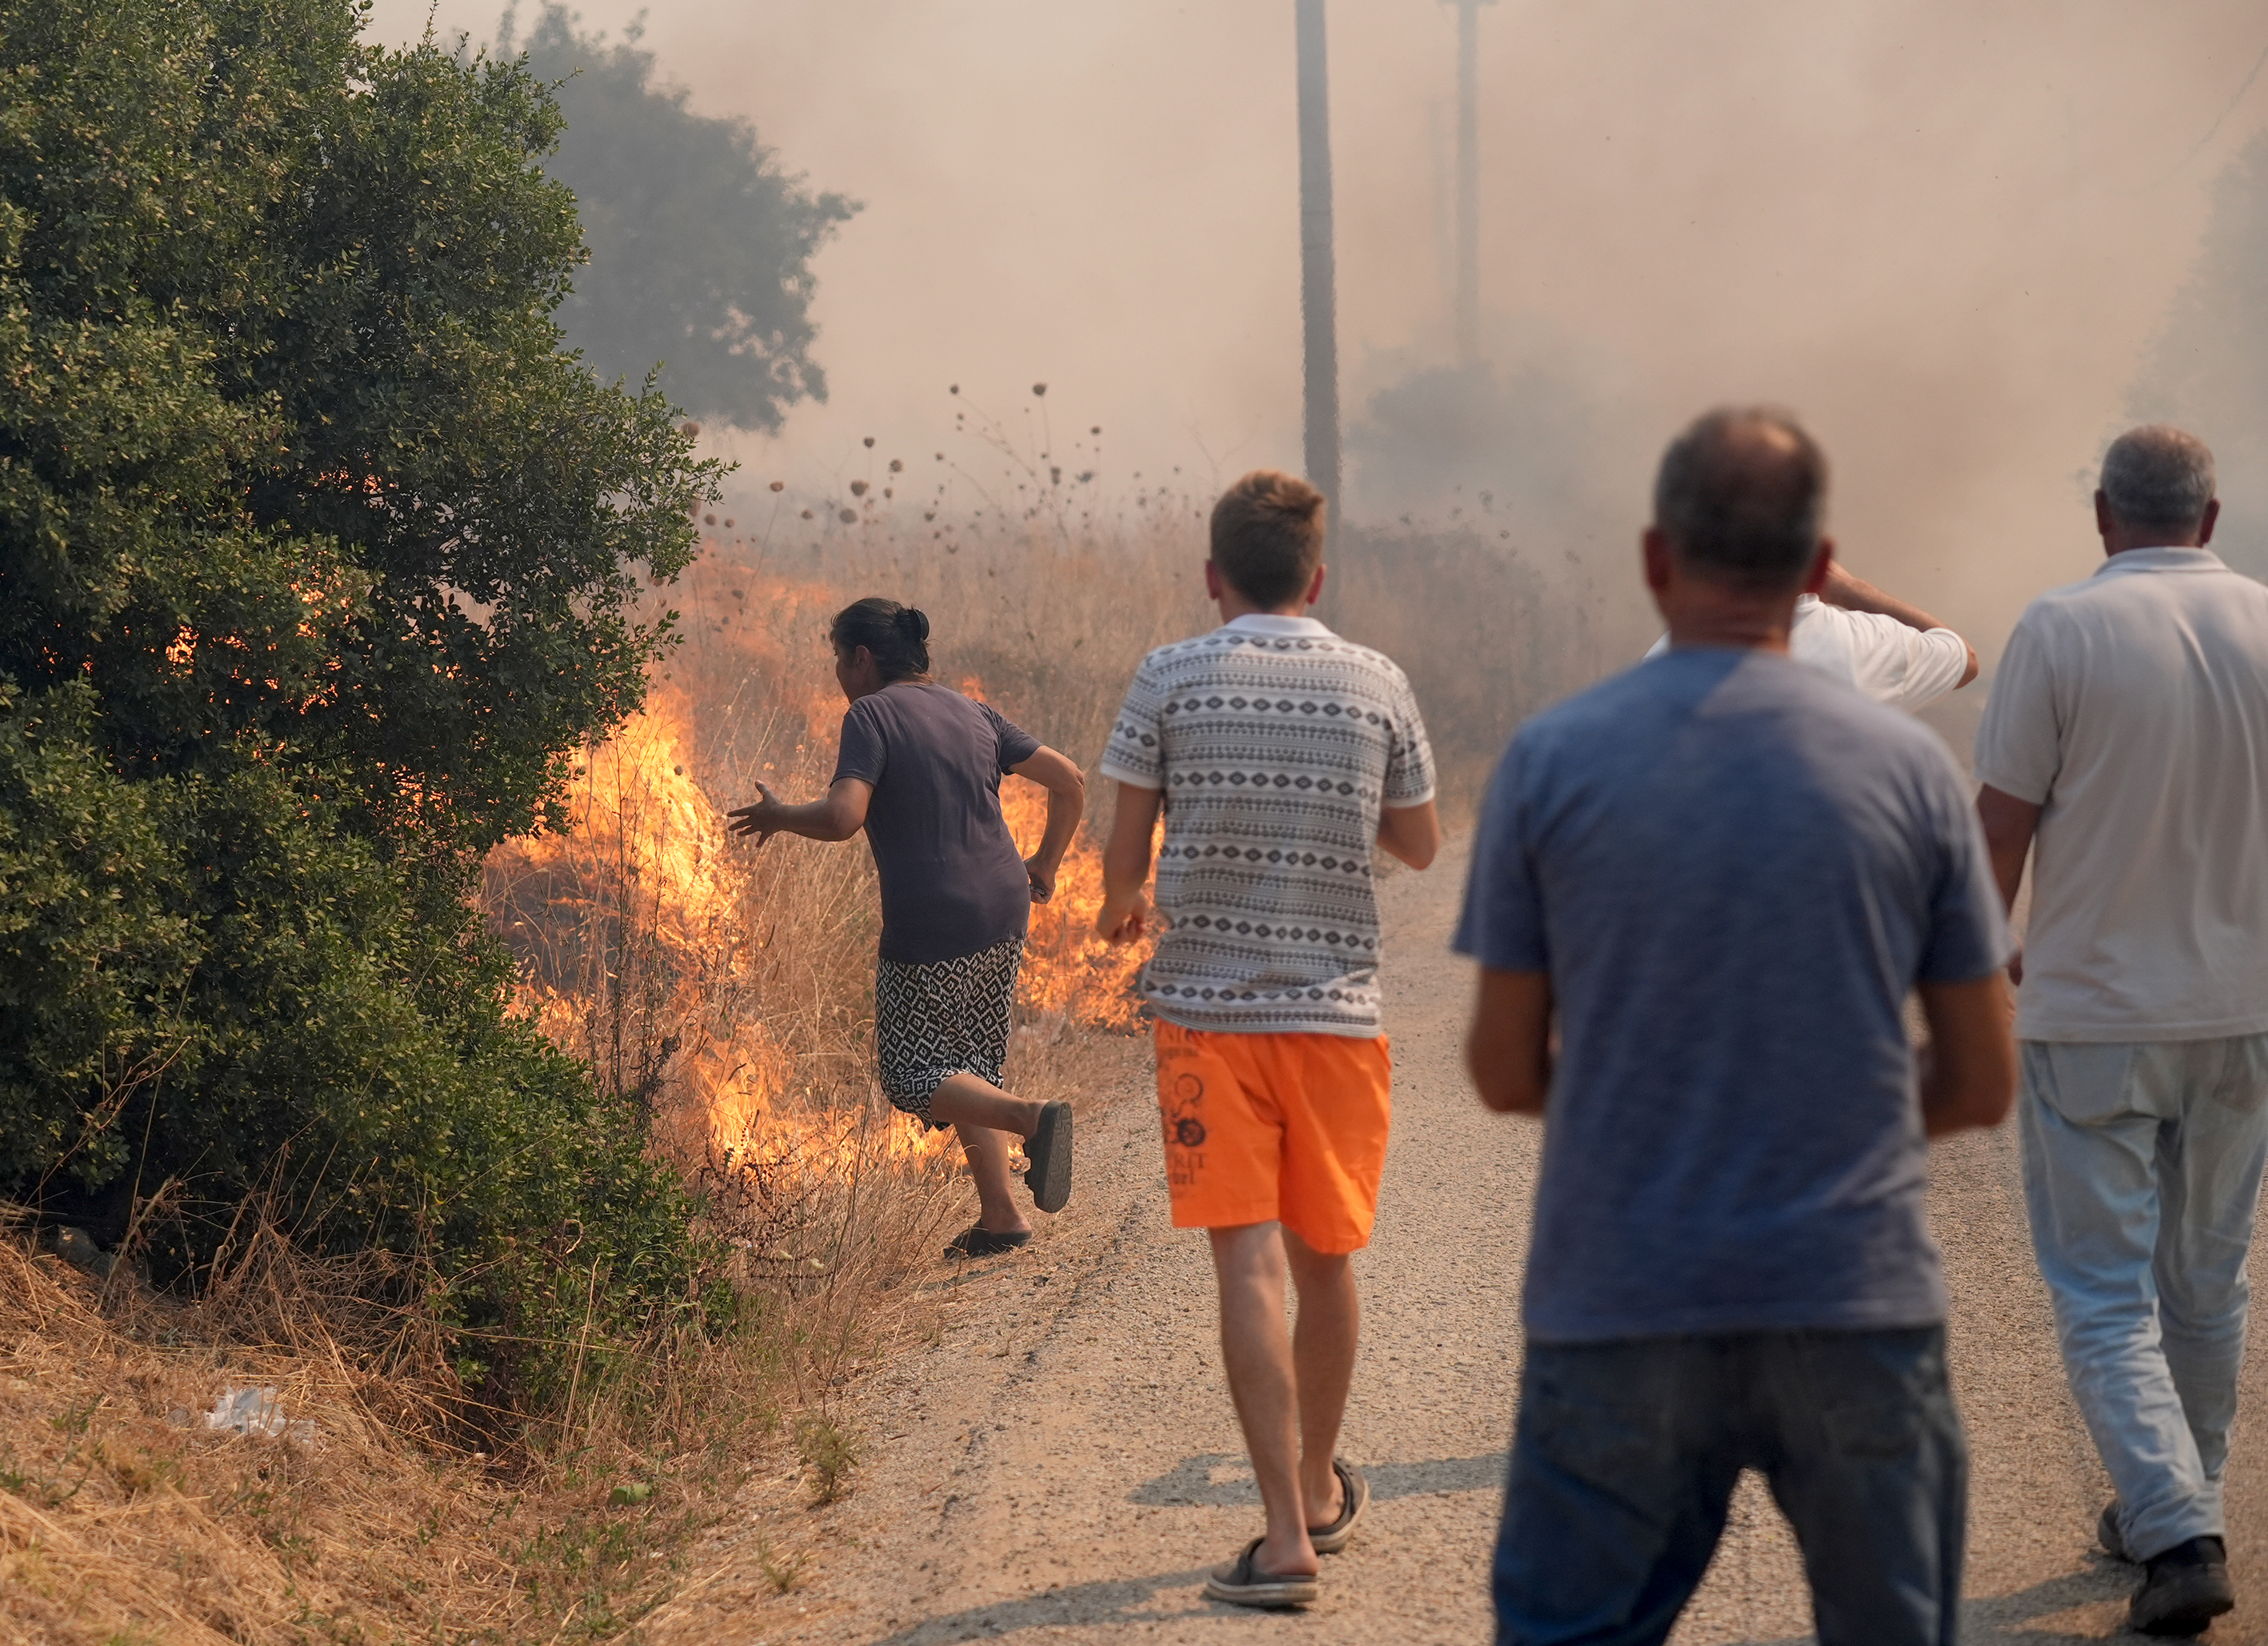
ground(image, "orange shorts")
xmin=1153 ymin=1019 xmax=1394 ymax=1255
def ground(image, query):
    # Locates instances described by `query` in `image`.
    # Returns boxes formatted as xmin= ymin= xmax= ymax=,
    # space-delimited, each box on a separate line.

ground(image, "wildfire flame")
xmin=483 ymin=683 xmax=797 ymax=1151
xmin=481 ymin=667 xmax=1149 ymax=1167
xmin=999 ymin=780 xmax=1149 ymax=1034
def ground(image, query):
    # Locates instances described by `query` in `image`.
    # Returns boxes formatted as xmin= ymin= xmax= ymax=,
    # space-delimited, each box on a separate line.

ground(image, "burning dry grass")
xmin=482 ymin=521 xmax=1175 ymax=1183
xmin=0 ymin=521 xmax=1138 ymax=1638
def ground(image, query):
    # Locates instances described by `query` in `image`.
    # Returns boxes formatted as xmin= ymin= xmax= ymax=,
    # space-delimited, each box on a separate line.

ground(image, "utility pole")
xmin=1454 ymin=0 xmax=1494 ymax=365
xmin=1295 ymin=0 xmax=1340 ymax=519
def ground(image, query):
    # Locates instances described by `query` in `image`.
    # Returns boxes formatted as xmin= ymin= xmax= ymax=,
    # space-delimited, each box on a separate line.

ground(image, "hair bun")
xmin=896 ymin=606 xmax=930 ymax=643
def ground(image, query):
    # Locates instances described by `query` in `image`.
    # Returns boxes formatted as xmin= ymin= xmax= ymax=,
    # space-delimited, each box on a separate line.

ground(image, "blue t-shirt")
xmin=1454 ymin=648 xmax=2010 ymax=1343
xmin=833 ymin=683 xmax=1041 ymax=965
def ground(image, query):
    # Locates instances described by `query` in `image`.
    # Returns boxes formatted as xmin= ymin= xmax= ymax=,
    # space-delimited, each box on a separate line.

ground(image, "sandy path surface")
xmin=653 ymin=838 xmax=2268 ymax=1644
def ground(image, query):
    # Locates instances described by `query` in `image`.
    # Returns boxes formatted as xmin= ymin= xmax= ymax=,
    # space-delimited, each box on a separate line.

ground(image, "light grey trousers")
xmin=2018 ymin=1035 xmax=2268 ymax=1560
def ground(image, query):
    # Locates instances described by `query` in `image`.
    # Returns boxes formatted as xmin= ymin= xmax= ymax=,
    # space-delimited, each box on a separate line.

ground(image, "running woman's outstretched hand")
xmin=726 ymin=781 xmax=784 ymax=847
xmin=726 ymin=776 xmax=872 ymax=847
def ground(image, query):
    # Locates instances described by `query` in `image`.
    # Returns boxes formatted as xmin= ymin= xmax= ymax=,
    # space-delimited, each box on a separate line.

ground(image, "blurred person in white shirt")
xmin=1647 ymin=559 xmax=1977 ymax=711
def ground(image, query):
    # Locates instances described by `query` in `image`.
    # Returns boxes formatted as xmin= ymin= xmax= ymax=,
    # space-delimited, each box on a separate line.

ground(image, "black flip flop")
xmin=945 ymin=1224 xmax=1030 ymax=1259
xmin=1307 ymin=1458 xmax=1369 ymax=1554
xmin=1025 ymin=1101 xmax=1073 ymax=1214
xmin=1202 ymin=1537 xmax=1319 ymax=1609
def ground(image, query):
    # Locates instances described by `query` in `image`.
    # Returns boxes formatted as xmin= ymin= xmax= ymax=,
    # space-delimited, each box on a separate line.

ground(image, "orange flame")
xmin=482 ymin=663 xmax=1146 ymax=1166
xmin=484 ymin=683 xmax=803 ymax=1151
xmin=1000 ymin=781 xmax=1150 ymax=1034
xmin=954 ymin=673 xmax=1151 ymax=1034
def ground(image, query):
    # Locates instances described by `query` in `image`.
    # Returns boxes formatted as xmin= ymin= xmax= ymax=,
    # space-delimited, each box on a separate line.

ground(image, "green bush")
xmin=0 ymin=0 xmax=729 ymax=1393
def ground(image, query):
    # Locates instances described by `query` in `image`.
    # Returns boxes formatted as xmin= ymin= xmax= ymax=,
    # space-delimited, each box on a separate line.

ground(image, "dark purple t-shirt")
xmin=832 ymin=683 xmax=1042 ymax=964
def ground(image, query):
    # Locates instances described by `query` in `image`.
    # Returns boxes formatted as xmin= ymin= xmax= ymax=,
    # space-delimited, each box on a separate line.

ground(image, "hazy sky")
xmin=366 ymin=0 xmax=2268 ymax=659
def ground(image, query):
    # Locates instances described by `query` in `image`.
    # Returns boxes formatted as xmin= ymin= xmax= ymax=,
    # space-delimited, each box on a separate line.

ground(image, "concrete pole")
xmin=1296 ymin=0 xmax=1341 ymax=519
xmin=1454 ymin=0 xmax=1490 ymax=366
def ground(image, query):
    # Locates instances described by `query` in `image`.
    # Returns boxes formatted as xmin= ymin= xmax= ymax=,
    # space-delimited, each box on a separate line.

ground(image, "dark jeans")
xmin=1494 ymin=1326 xmax=1967 ymax=1646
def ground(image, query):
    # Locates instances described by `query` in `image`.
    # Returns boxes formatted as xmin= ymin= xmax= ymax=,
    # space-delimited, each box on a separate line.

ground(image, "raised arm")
xmin=726 ymin=777 xmax=872 ymax=846
xmin=1010 ymin=746 xmax=1086 ymax=902
xmin=1095 ymin=779 xmax=1164 ymax=943
xmin=1915 ymin=972 xmax=2016 ymax=1136
xmin=1820 ymin=560 xmax=1979 ymax=687
xmin=1466 ymin=967 xmax=1554 ymax=1116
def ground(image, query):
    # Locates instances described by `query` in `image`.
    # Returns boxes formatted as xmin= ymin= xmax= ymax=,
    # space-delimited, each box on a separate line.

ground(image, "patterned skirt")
xmin=874 ymin=935 xmax=1024 ymax=1127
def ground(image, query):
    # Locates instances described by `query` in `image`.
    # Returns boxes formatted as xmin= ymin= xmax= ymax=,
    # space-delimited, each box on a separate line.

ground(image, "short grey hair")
xmin=2101 ymin=425 xmax=2216 ymax=535
xmin=1652 ymin=406 xmax=1828 ymax=591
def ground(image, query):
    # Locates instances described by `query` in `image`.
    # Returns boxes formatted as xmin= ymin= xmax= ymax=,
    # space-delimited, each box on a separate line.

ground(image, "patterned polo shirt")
xmin=1099 ymin=614 xmax=1435 ymax=1035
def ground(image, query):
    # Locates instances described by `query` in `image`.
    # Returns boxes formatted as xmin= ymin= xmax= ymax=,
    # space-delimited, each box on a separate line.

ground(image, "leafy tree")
xmin=2131 ymin=130 xmax=2268 ymax=578
xmin=510 ymin=4 xmax=858 ymax=433
xmin=0 ymin=0 xmax=725 ymax=1387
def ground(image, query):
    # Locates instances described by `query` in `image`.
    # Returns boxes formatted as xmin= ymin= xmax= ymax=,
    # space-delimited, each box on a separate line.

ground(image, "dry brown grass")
xmin=0 ymin=1143 xmax=983 ymax=1644
xmin=0 ymin=1219 xmax=530 ymax=1643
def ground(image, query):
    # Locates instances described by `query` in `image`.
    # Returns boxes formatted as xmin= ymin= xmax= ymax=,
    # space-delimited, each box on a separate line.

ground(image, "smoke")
xmin=363 ymin=0 xmax=2268 ymax=679
xmin=1347 ymin=358 xmax=1609 ymax=531
xmin=2128 ymin=125 xmax=2268 ymax=581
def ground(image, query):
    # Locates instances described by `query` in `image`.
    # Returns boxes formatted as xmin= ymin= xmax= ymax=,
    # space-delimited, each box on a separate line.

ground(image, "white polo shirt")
xmin=1974 ymin=547 xmax=2268 ymax=1043
xmin=1645 ymin=596 xmax=1971 ymax=711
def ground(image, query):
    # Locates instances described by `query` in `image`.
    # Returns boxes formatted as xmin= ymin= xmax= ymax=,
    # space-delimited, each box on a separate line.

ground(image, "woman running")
xmin=727 ymin=598 xmax=1082 ymax=1254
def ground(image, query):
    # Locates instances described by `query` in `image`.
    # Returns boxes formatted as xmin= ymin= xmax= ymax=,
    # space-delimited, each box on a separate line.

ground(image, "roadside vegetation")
xmin=2 ymin=0 xmax=722 ymax=1380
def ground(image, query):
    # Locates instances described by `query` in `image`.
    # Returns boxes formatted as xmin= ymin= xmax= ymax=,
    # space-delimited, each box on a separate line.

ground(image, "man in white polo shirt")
xmin=1646 ymin=559 xmax=1976 ymax=710
xmin=1976 ymin=424 xmax=2268 ymax=1637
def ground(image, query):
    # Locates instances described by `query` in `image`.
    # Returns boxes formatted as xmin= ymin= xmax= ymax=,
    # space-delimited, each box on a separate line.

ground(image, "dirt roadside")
xmin=647 ymin=837 xmax=2268 ymax=1645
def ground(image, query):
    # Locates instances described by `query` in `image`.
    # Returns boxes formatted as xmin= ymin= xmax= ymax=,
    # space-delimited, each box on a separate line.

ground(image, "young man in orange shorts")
xmin=1097 ymin=470 xmax=1440 ymax=1608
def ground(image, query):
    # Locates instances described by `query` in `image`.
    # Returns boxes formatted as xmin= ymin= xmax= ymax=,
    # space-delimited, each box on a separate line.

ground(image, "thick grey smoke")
xmin=365 ymin=0 xmax=2268 ymax=675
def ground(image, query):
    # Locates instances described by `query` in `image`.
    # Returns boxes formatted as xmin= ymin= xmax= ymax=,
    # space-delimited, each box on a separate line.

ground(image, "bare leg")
xmin=929 ymin=1071 xmax=1043 ymax=1135
xmin=1210 ymin=1222 xmax=1318 ymax=1577
xmin=1284 ymin=1228 xmax=1358 ymax=1528
xmin=954 ymin=1124 xmax=1030 ymax=1235
xmin=930 ymin=1074 xmax=1046 ymax=1235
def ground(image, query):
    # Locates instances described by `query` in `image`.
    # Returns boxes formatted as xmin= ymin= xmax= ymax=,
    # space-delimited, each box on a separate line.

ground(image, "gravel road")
xmin=655 ymin=837 xmax=2268 ymax=1645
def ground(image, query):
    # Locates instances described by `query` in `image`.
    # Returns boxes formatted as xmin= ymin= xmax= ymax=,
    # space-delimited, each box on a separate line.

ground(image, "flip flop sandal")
xmin=1024 ymin=1101 xmax=1073 ymax=1214
xmin=945 ymin=1224 xmax=1031 ymax=1259
xmin=1202 ymin=1537 xmax=1319 ymax=1609
xmin=1307 ymin=1458 xmax=1370 ymax=1555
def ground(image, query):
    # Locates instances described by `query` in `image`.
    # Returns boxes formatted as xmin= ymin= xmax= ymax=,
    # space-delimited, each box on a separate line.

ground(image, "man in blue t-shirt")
xmin=1456 ymin=406 xmax=2017 ymax=1646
